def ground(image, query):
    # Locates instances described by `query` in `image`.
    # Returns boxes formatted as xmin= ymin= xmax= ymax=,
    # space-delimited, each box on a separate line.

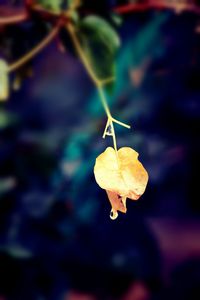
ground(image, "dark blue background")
xmin=0 ymin=1 xmax=200 ymax=299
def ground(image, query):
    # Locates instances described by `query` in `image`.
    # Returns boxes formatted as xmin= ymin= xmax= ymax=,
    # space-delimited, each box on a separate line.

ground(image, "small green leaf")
xmin=3 ymin=245 xmax=32 ymax=259
xmin=0 ymin=110 xmax=18 ymax=129
xmin=110 ymin=13 xmax=123 ymax=27
xmin=0 ymin=178 xmax=16 ymax=196
xmin=35 ymin=0 xmax=63 ymax=13
xmin=0 ymin=59 xmax=9 ymax=101
xmin=37 ymin=0 xmax=78 ymax=12
xmin=70 ymin=10 xmax=79 ymax=24
xmin=13 ymin=64 xmax=33 ymax=91
xmin=77 ymin=15 xmax=120 ymax=81
xmin=67 ymin=0 xmax=81 ymax=9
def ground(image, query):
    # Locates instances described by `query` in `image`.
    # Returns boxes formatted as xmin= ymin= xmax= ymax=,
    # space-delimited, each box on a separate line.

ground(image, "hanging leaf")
xmin=94 ymin=147 xmax=148 ymax=220
xmin=0 ymin=59 xmax=9 ymax=101
xmin=77 ymin=15 xmax=120 ymax=81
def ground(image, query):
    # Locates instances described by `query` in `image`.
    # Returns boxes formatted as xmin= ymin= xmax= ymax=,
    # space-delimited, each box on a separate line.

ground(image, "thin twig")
xmin=112 ymin=118 xmax=131 ymax=129
xmin=103 ymin=119 xmax=110 ymax=139
xmin=8 ymin=23 xmax=61 ymax=73
xmin=114 ymin=2 xmax=200 ymax=15
xmin=0 ymin=12 xmax=28 ymax=25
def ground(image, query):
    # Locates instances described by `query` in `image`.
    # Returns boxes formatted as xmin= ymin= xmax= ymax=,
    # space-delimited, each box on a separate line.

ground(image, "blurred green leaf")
xmin=0 ymin=59 xmax=9 ymax=101
xmin=35 ymin=0 xmax=64 ymax=13
xmin=12 ymin=64 xmax=33 ymax=91
xmin=36 ymin=0 xmax=81 ymax=12
xmin=0 ymin=245 xmax=32 ymax=259
xmin=67 ymin=0 xmax=81 ymax=9
xmin=0 ymin=178 xmax=16 ymax=196
xmin=110 ymin=13 xmax=123 ymax=27
xmin=77 ymin=15 xmax=120 ymax=81
xmin=0 ymin=110 xmax=18 ymax=129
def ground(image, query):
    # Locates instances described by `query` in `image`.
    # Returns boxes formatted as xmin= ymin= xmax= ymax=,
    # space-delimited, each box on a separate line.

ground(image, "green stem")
xmin=97 ymin=86 xmax=117 ymax=152
xmin=66 ymin=23 xmax=130 ymax=153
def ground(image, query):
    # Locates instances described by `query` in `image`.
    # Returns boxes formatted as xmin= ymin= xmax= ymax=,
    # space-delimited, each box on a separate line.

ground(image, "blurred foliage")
xmin=0 ymin=0 xmax=200 ymax=299
xmin=0 ymin=0 xmax=121 ymax=101
xmin=35 ymin=0 xmax=65 ymax=13
xmin=35 ymin=0 xmax=81 ymax=12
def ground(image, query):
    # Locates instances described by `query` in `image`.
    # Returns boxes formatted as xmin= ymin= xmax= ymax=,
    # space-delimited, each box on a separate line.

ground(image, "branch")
xmin=0 ymin=5 xmax=29 ymax=26
xmin=8 ymin=22 xmax=61 ymax=73
xmin=0 ymin=3 xmax=62 ymax=26
xmin=0 ymin=13 xmax=28 ymax=25
xmin=114 ymin=2 xmax=200 ymax=15
xmin=1 ymin=1 xmax=200 ymax=27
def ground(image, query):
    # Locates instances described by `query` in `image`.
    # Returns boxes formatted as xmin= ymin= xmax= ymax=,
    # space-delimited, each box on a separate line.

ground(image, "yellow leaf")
xmin=94 ymin=147 xmax=148 ymax=219
xmin=0 ymin=59 xmax=9 ymax=101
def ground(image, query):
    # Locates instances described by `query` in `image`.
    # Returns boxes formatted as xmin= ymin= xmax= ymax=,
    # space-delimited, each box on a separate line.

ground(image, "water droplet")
xmin=110 ymin=208 xmax=118 ymax=220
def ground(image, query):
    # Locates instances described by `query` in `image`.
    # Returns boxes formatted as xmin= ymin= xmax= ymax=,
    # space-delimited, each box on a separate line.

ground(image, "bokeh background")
xmin=0 ymin=1 xmax=200 ymax=299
